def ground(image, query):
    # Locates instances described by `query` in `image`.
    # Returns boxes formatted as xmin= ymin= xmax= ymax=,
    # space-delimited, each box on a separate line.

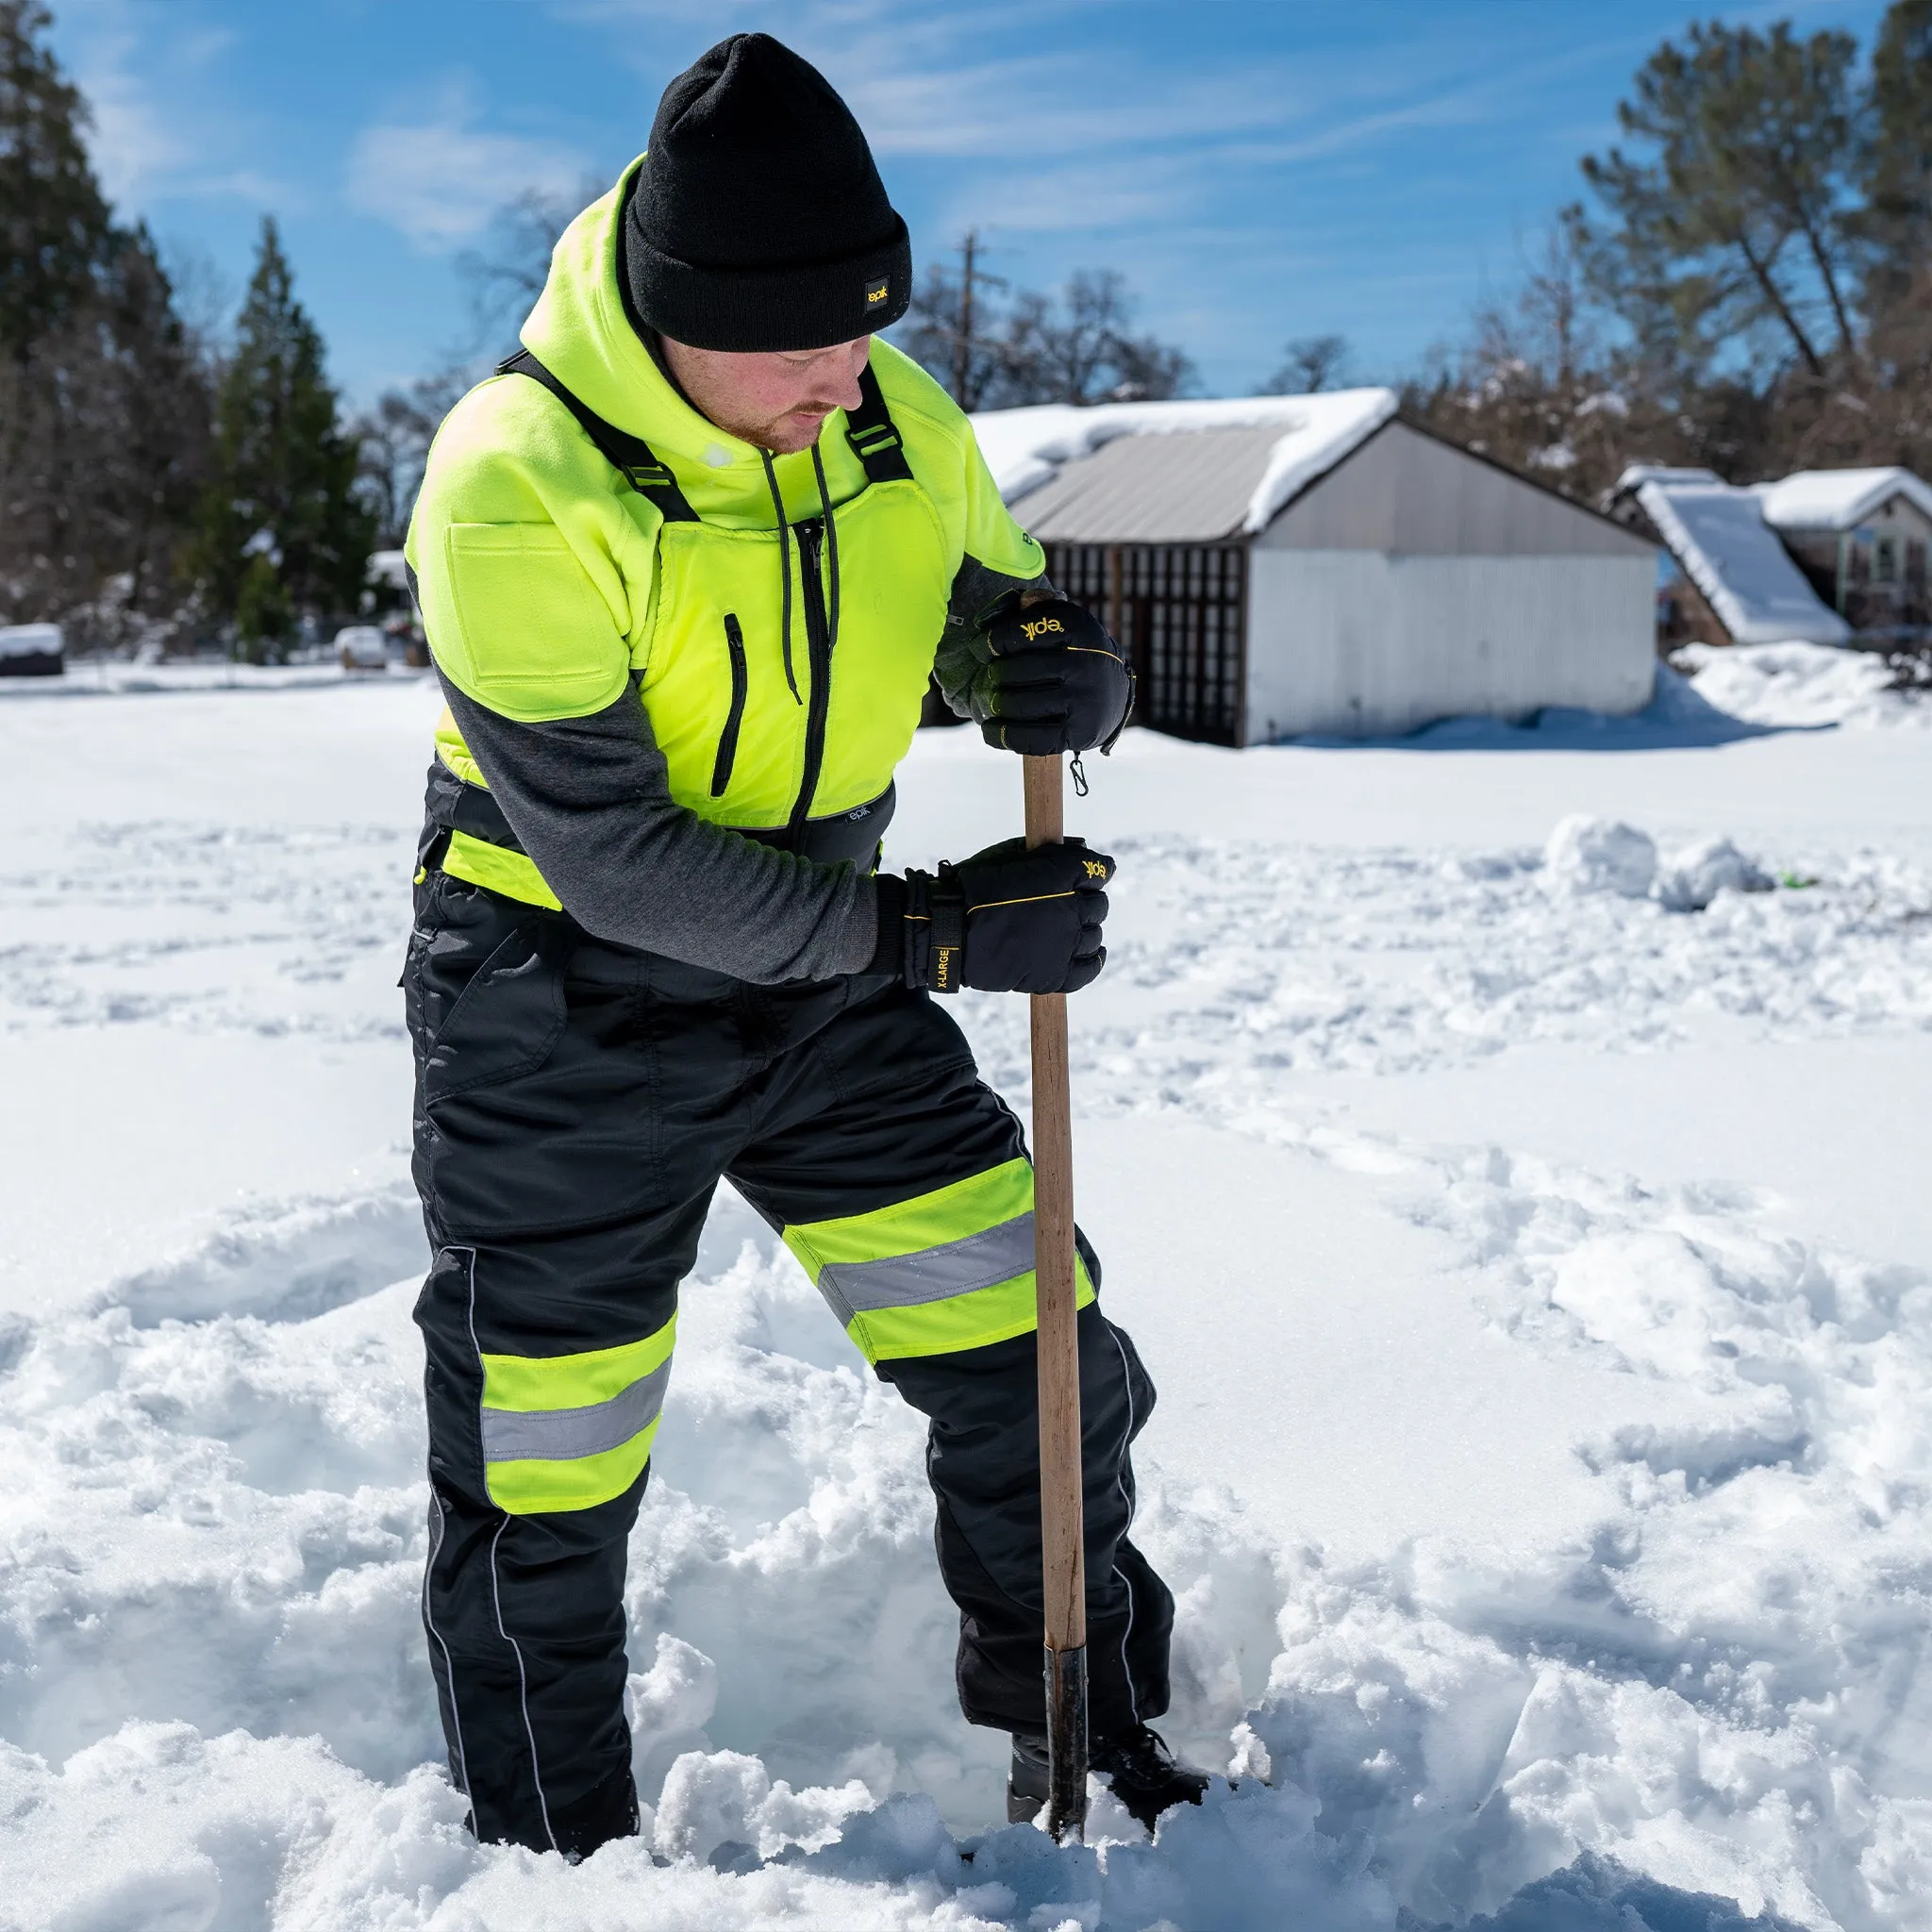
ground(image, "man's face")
xmin=659 ymin=335 xmax=871 ymax=456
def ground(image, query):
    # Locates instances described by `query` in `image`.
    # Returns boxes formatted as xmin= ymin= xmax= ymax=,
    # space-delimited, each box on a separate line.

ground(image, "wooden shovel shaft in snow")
xmin=1024 ymin=753 xmax=1089 ymax=1843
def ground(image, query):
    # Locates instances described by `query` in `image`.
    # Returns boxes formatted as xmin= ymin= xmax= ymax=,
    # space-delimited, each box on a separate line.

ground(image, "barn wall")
xmin=1259 ymin=419 xmax=1653 ymax=558
xmin=1242 ymin=551 xmax=1657 ymax=741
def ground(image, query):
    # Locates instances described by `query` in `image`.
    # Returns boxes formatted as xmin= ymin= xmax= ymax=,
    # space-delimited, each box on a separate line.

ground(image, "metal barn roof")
xmin=971 ymin=390 xmax=1398 ymax=538
xmin=1004 ymin=425 xmax=1291 ymax=542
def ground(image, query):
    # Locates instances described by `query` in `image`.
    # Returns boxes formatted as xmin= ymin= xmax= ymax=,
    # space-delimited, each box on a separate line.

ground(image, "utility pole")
xmin=948 ymin=230 xmax=1007 ymax=409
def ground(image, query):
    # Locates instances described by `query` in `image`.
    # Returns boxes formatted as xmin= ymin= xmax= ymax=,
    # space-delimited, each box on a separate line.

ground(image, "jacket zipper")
xmin=787 ymin=518 xmax=834 ymax=841
xmin=710 ymin=612 xmax=748 ymax=798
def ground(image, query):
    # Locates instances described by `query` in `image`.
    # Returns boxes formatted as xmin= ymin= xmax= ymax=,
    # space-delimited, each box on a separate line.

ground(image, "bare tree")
xmin=900 ymin=263 xmax=1193 ymax=408
xmin=898 ymin=231 xmax=1010 ymax=409
xmin=352 ymin=365 xmax=472 ymax=548
xmin=456 ymin=177 xmax=606 ymax=355
xmin=1262 ymin=333 xmax=1351 ymax=393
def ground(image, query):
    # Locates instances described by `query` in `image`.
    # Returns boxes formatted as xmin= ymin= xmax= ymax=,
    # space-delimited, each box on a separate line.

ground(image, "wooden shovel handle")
xmin=1024 ymin=756 xmax=1083 ymax=1655
xmin=1025 ymin=755 xmax=1088 ymax=1840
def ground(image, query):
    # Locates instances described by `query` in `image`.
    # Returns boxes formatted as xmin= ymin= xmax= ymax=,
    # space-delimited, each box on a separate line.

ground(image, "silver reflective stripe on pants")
xmin=815 ymin=1211 xmax=1037 ymax=1327
xmin=480 ymin=1357 xmax=673 ymax=1464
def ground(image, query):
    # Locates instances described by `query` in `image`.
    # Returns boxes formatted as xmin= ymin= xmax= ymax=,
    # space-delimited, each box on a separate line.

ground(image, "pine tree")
xmin=0 ymin=0 xmax=210 ymax=637
xmin=193 ymin=217 xmax=373 ymax=658
xmin=0 ymin=0 xmax=108 ymax=360
xmin=1574 ymin=22 xmax=1864 ymax=381
xmin=1863 ymin=0 xmax=1932 ymax=322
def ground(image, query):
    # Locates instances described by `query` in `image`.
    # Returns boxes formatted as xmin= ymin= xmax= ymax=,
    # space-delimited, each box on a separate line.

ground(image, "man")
xmin=403 ymin=32 xmax=1204 ymax=1860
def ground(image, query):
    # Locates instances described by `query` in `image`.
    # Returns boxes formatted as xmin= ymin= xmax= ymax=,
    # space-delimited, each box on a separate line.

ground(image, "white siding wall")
xmin=1242 ymin=551 xmax=1657 ymax=742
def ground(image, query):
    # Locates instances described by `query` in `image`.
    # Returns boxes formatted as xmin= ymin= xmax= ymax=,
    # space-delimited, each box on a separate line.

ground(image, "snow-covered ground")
xmin=3 ymin=646 xmax=1930 ymax=1930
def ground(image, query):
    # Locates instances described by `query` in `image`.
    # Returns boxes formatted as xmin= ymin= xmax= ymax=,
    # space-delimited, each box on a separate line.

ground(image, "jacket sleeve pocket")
xmin=438 ymin=522 xmax=630 ymax=722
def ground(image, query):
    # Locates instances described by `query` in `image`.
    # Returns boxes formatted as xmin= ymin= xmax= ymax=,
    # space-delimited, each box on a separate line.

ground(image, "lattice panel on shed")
xmin=1044 ymin=542 xmax=1247 ymax=746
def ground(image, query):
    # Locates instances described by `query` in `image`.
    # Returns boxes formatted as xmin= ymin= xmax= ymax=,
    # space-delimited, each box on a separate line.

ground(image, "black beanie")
xmin=625 ymin=33 xmax=911 ymax=352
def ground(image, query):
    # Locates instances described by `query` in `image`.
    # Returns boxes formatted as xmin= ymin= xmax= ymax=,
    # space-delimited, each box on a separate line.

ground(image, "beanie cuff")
xmin=626 ymin=215 xmax=911 ymax=353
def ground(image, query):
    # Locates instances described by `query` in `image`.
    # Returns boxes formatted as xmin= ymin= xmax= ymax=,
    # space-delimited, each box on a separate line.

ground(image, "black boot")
xmin=464 ymin=1762 xmax=640 ymax=1862
xmin=551 ymin=1763 xmax=641 ymax=1861
xmin=1007 ymin=1725 xmax=1210 ymax=1831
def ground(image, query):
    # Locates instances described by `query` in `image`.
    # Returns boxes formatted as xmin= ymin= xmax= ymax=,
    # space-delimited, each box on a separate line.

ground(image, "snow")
xmin=971 ymin=389 xmax=1398 ymax=531
xmin=4 ymin=663 xmax=1932 ymax=1925
xmin=1654 ymin=837 xmax=1774 ymax=913
xmin=1541 ymin=815 xmax=1775 ymax=912
xmin=1755 ymin=469 xmax=1932 ymax=533
xmin=1675 ymin=641 xmax=1932 ymax=732
xmin=1542 ymin=815 xmax=1658 ymax=897
xmin=1635 ymin=476 xmax=1851 ymax=647
xmin=1617 ymin=465 xmax=1724 ymax=490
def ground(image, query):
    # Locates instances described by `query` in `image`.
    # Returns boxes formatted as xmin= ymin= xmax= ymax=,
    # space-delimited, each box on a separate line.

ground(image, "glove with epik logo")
xmin=893 ymin=838 xmax=1116 ymax=995
xmin=965 ymin=596 xmax=1134 ymax=756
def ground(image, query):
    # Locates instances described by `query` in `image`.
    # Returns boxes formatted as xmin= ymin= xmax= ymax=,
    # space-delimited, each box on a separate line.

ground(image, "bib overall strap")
xmin=845 ymin=362 xmax=914 ymax=485
xmin=497 ymin=348 xmax=700 ymax=524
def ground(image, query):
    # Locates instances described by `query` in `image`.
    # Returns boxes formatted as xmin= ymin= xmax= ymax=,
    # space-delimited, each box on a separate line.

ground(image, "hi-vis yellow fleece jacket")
xmin=405 ymin=159 xmax=1046 ymax=982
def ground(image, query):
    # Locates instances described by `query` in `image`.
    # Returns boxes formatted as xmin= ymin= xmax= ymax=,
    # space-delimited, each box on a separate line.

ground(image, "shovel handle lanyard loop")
xmin=1024 ymin=753 xmax=1089 ymax=1844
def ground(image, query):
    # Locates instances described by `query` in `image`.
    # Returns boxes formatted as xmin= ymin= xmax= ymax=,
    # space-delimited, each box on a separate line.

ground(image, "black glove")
xmin=878 ymin=838 xmax=1116 ymax=994
xmin=964 ymin=597 xmax=1133 ymax=756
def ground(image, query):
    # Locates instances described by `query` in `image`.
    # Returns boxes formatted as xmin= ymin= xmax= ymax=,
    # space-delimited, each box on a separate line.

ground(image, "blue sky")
xmin=46 ymin=0 xmax=1893 ymax=408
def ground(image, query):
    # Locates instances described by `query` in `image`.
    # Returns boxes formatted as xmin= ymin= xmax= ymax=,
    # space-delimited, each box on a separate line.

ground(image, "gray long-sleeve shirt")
xmin=439 ymin=558 xmax=1038 ymax=985
xmin=441 ymin=670 xmax=882 ymax=983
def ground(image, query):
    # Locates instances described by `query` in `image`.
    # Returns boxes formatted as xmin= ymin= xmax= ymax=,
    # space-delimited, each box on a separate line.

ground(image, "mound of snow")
xmin=1678 ymin=641 xmax=1931 ymax=731
xmin=1543 ymin=816 xmax=1657 ymax=898
xmin=1543 ymin=818 xmax=1774 ymax=916
xmin=1656 ymin=838 xmax=1774 ymax=913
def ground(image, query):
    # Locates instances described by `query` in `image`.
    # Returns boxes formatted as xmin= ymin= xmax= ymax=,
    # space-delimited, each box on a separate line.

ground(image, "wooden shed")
xmin=974 ymin=393 xmax=1657 ymax=744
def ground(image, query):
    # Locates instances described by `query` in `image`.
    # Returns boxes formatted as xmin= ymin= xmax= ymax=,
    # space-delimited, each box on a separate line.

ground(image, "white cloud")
xmin=346 ymin=96 xmax=591 ymax=252
xmin=58 ymin=7 xmax=249 ymax=206
xmin=82 ymin=55 xmax=192 ymax=201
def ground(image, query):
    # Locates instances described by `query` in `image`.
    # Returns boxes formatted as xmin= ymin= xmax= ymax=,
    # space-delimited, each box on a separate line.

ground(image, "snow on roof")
xmin=1636 ymin=476 xmax=1851 ymax=646
xmin=994 ymin=425 xmax=1293 ymax=543
xmin=970 ymin=389 xmax=1398 ymax=536
xmin=1614 ymin=464 xmax=1722 ymax=492
xmin=1753 ymin=467 xmax=1932 ymax=532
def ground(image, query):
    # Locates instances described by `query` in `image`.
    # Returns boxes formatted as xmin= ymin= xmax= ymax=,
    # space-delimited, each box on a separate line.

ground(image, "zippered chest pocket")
xmin=710 ymin=613 xmax=748 ymax=798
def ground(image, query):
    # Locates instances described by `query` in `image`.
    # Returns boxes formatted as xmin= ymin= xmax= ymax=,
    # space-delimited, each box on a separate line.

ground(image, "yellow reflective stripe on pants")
xmin=782 ymin=1158 xmax=1094 ymax=1362
xmin=479 ymin=1315 xmax=675 ymax=1513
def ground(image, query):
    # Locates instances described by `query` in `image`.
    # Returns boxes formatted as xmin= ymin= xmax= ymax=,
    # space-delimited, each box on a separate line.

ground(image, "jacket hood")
xmin=520 ymin=156 xmax=841 ymax=522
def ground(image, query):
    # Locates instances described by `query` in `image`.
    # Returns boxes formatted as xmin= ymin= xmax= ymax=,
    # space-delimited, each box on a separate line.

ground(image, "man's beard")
xmin=757 ymin=405 xmax=841 ymax=455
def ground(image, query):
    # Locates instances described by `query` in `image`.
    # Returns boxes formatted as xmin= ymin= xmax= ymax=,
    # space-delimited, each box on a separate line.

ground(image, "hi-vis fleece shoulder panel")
xmin=408 ymin=375 xmax=658 ymax=725
xmin=406 ymin=154 xmax=1041 ymax=793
